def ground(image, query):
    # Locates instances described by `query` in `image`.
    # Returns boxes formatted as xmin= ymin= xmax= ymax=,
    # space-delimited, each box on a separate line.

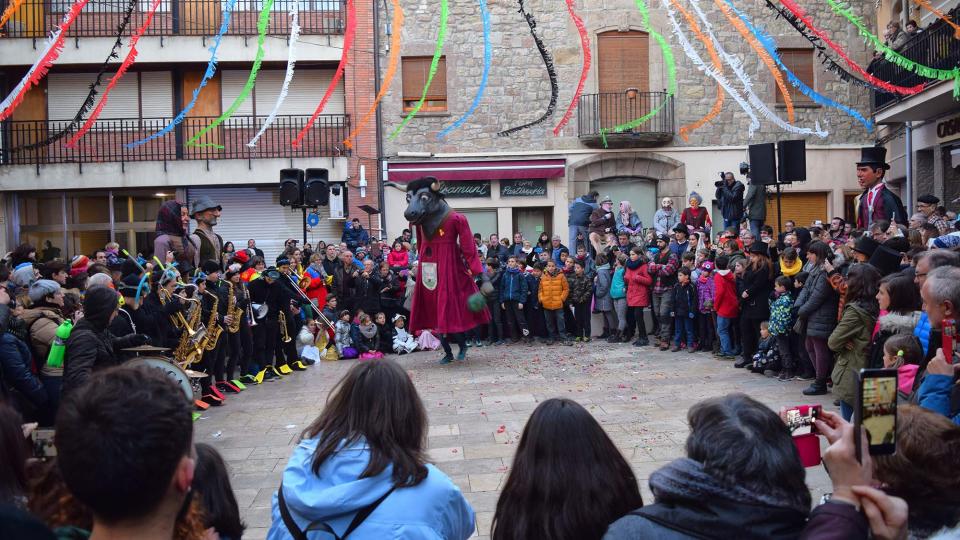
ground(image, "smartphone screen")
xmin=856 ymin=369 xmax=898 ymax=457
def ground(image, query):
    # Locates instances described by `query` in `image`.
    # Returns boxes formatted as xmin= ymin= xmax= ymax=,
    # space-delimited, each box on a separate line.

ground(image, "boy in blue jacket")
xmin=485 ymin=258 xmax=504 ymax=345
xmin=500 ymin=256 xmax=531 ymax=342
xmin=524 ymin=263 xmax=547 ymax=340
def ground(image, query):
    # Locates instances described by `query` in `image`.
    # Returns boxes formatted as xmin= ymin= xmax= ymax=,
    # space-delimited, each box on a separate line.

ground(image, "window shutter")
xmin=597 ymin=31 xmax=649 ymax=94
xmin=253 ymin=69 xmax=344 ymax=116
xmin=402 ymin=57 xmax=428 ymax=101
xmin=139 ymin=71 xmax=173 ymax=119
xmin=401 ymin=56 xmax=445 ymax=111
xmin=777 ymin=49 xmax=814 ymax=103
xmin=221 ymin=70 xmax=255 ymax=118
xmin=47 ymin=72 xmax=138 ymax=124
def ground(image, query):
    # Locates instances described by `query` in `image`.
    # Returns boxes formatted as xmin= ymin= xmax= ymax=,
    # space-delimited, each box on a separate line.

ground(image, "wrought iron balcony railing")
xmin=1 ymin=114 xmax=349 ymax=165
xmin=577 ymin=91 xmax=674 ymax=147
xmin=0 ymin=0 xmax=345 ymax=38
xmin=871 ymin=13 xmax=960 ymax=111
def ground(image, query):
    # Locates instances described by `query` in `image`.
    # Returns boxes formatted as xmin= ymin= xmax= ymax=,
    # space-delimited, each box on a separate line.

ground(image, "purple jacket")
xmin=696 ymin=274 xmax=715 ymax=313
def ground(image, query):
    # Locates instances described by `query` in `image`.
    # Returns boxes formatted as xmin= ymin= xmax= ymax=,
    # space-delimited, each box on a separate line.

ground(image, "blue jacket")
xmin=568 ymin=195 xmax=598 ymax=226
xmin=918 ymin=374 xmax=960 ymax=425
xmin=524 ymin=274 xmax=540 ymax=308
xmin=269 ymin=438 xmax=475 ymax=540
xmin=499 ymin=268 xmax=529 ymax=303
xmin=610 ymin=268 xmax=626 ymax=300
xmin=0 ymin=333 xmax=47 ymax=410
xmin=341 ymin=224 xmax=370 ymax=250
xmin=914 ymin=311 xmax=932 ymax=356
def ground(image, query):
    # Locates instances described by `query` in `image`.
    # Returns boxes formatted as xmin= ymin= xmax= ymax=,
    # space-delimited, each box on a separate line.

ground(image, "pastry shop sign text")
xmin=439 ymin=181 xmax=491 ymax=198
xmin=500 ymin=179 xmax=548 ymax=198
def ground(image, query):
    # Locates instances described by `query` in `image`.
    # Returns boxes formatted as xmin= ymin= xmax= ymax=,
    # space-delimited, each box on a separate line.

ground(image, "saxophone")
xmin=202 ymin=289 xmax=222 ymax=351
xmin=227 ymin=281 xmax=242 ymax=333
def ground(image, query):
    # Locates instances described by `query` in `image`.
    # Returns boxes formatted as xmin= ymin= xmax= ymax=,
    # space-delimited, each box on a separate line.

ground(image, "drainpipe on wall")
xmin=905 ymin=121 xmax=913 ymax=210
xmin=374 ymin=0 xmax=386 ymax=239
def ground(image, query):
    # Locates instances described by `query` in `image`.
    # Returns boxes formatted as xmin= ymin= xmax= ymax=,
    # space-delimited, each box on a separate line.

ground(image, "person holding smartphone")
xmin=917 ymin=266 xmax=960 ymax=425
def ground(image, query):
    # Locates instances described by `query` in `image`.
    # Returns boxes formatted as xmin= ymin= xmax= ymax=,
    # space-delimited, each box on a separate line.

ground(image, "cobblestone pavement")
xmin=195 ymin=340 xmax=835 ymax=539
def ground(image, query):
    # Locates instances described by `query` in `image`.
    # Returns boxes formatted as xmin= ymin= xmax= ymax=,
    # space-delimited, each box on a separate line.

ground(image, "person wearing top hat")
xmin=854 ymin=147 xmax=907 ymax=229
xmin=868 ymin=246 xmax=902 ymax=277
xmin=916 ymin=194 xmax=950 ymax=236
xmin=189 ymin=196 xmax=224 ymax=270
xmin=851 ymin=235 xmax=880 ymax=263
xmin=588 ymin=196 xmax=617 ymax=256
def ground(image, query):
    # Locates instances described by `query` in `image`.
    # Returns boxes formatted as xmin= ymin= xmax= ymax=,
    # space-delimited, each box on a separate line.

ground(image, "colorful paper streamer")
xmin=0 ymin=0 xmax=27 ymax=31
xmin=600 ymin=0 xmax=676 ymax=145
xmin=669 ymin=0 xmax=726 ymax=141
xmin=247 ymin=4 xmax=300 ymax=147
xmin=722 ymin=0 xmax=873 ymax=132
xmin=0 ymin=0 xmax=92 ymax=121
xmin=389 ymin=0 xmax=446 ymax=140
xmin=437 ymin=0 xmax=490 ymax=140
xmin=344 ymin=0 xmax=403 ymax=148
xmin=662 ymin=0 xmax=758 ymax=138
xmin=777 ymin=0 xmax=927 ymax=96
xmin=11 ymin=0 xmax=138 ymax=151
xmin=126 ymin=0 xmax=237 ymax=148
xmin=687 ymin=0 xmax=827 ymax=138
xmin=64 ymin=0 xmax=163 ymax=147
xmin=909 ymin=0 xmax=960 ymax=39
xmin=552 ymin=0 xmax=590 ymax=136
xmin=824 ymin=0 xmax=959 ymax=96
xmin=189 ymin=0 xmax=274 ymax=148
xmin=498 ymin=0 xmax=559 ymax=137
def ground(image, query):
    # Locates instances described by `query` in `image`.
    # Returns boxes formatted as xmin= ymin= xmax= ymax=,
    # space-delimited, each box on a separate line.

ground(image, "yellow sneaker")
xmin=279 ymin=364 xmax=293 ymax=375
xmin=253 ymin=369 xmax=266 ymax=385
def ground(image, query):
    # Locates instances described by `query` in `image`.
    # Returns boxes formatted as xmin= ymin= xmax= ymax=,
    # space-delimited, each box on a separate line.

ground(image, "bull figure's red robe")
xmin=409 ymin=211 xmax=491 ymax=334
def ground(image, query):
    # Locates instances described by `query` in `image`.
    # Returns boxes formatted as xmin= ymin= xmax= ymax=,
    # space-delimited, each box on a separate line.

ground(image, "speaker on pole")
xmin=747 ymin=143 xmax=777 ymax=185
xmin=304 ymin=168 xmax=330 ymax=206
xmin=777 ymin=139 xmax=807 ymax=184
xmin=280 ymin=168 xmax=304 ymax=206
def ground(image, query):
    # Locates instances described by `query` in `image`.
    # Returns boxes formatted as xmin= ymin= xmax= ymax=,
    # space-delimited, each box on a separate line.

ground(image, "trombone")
xmin=284 ymin=273 xmax=335 ymax=330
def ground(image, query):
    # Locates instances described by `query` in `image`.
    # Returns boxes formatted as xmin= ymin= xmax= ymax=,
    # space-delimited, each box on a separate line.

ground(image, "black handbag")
xmin=277 ymin=481 xmax=396 ymax=540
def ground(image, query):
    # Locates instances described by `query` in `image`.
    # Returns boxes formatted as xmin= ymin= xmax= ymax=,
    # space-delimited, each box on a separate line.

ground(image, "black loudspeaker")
xmin=747 ymin=143 xmax=777 ymax=185
xmin=304 ymin=168 xmax=330 ymax=206
xmin=777 ymin=139 xmax=807 ymax=184
xmin=279 ymin=168 xmax=304 ymax=206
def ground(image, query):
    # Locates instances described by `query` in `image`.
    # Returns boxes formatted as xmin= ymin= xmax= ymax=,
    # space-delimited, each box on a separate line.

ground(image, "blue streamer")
xmin=721 ymin=0 xmax=873 ymax=131
xmin=125 ymin=0 xmax=237 ymax=148
xmin=437 ymin=0 xmax=491 ymax=139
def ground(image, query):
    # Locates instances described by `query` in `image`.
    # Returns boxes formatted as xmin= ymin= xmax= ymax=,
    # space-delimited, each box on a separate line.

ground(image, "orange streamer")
xmin=909 ymin=0 xmax=960 ymax=39
xmin=671 ymin=0 xmax=725 ymax=141
xmin=0 ymin=0 xmax=26 ymax=31
xmin=343 ymin=0 xmax=403 ymax=149
xmin=714 ymin=0 xmax=794 ymax=123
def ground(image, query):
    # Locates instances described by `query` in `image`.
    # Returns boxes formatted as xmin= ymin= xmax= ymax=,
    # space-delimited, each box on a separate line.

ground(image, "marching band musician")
xmin=301 ymin=253 xmax=330 ymax=319
xmin=198 ymin=260 xmax=236 ymax=403
xmin=138 ymin=267 xmax=187 ymax=349
xmin=224 ymin=266 xmax=254 ymax=386
xmin=275 ymin=255 xmax=306 ymax=372
xmin=248 ymin=266 xmax=283 ymax=382
xmin=110 ymin=273 xmax=151 ymax=360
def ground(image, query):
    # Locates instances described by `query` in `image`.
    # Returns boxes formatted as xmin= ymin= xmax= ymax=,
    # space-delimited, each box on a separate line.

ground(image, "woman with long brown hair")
xmin=734 ymin=242 xmax=775 ymax=369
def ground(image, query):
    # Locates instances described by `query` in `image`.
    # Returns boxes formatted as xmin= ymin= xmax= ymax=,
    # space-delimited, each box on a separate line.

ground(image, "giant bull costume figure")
xmin=404 ymin=176 xmax=492 ymax=336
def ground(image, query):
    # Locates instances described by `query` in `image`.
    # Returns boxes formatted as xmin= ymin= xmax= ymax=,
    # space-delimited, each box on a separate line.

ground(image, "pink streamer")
xmin=553 ymin=0 xmax=591 ymax=135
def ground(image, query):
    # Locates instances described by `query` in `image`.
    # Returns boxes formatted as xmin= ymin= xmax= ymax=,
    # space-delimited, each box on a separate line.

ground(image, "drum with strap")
xmin=126 ymin=356 xmax=203 ymax=402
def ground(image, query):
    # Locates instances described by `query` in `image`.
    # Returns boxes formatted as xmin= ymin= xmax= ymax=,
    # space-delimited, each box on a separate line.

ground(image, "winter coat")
xmin=574 ymin=254 xmax=596 ymax=279
xmin=647 ymin=251 xmax=679 ymax=295
xmin=568 ymin=194 xmax=598 ymax=226
xmin=538 ymin=271 xmax=569 ymax=310
xmin=829 ymin=301 xmax=879 ymax=405
xmin=498 ymin=268 xmax=529 ymax=303
xmin=20 ymin=307 xmax=64 ymax=377
xmin=744 ymin=183 xmax=767 ymax=221
xmin=0 ymin=332 xmax=47 ymax=413
xmin=378 ymin=271 xmax=402 ymax=311
xmin=524 ymin=274 xmax=541 ymax=308
xmin=713 ymin=270 xmax=740 ymax=318
xmin=795 ymin=266 xmax=840 ymax=338
xmin=269 ymin=437 xmax=475 ymax=540
xmin=594 ymin=264 xmax=614 ymax=311
xmin=351 ymin=324 xmax=377 ymax=353
xmin=696 ymin=274 xmax=715 ymax=313
xmin=567 ymin=273 xmax=593 ymax=305
xmin=616 ymin=211 xmax=642 ymax=234
xmin=671 ymin=282 xmax=698 ymax=318
xmin=387 ymin=250 xmax=409 ymax=269
xmin=610 ymin=268 xmax=626 ymax=300
xmin=715 ymin=180 xmax=746 ymax=221
xmin=768 ymin=292 xmax=794 ymax=336
xmin=334 ymin=321 xmax=353 ymax=354
xmin=353 ymin=272 xmax=382 ymax=315
xmin=62 ymin=318 xmax=142 ymax=395
xmin=625 ymin=263 xmax=653 ymax=308
xmin=341 ymin=224 xmax=370 ymax=250
xmin=654 ymin=208 xmax=680 ymax=235
xmin=867 ymin=311 xmax=921 ymax=370
xmin=918 ymin=373 xmax=960 ymax=426
xmin=589 ymin=207 xmax=616 ymax=237
xmin=739 ymin=262 xmax=774 ymax=320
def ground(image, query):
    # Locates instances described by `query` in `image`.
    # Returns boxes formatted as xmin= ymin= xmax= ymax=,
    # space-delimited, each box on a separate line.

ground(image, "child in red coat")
xmin=713 ymin=255 xmax=740 ymax=359
xmin=624 ymin=247 xmax=653 ymax=346
xmin=387 ymin=241 xmax=410 ymax=277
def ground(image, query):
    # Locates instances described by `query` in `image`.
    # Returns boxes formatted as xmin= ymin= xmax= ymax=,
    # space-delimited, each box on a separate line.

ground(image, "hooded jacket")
xmin=499 ymin=267 xmax=529 ymax=303
xmin=20 ymin=307 xmax=64 ymax=377
xmin=538 ymin=270 xmax=569 ymax=310
xmin=713 ymin=270 xmax=740 ymax=318
xmin=625 ymin=261 xmax=653 ymax=308
xmin=568 ymin=194 xmax=598 ymax=226
xmin=594 ymin=263 xmax=614 ymax=311
xmin=268 ymin=438 xmax=474 ymax=540
xmin=867 ymin=311 xmax=921 ymax=370
xmin=795 ymin=266 xmax=840 ymax=339
xmin=829 ymin=300 xmax=880 ymax=404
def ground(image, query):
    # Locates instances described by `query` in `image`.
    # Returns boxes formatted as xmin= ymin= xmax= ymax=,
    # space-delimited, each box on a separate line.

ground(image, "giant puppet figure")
xmin=404 ymin=177 xmax=492 ymax=363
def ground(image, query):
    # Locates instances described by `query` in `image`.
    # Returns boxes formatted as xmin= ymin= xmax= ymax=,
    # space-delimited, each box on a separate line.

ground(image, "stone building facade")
xmin=377 ymin=0 xmax=877 ymax=241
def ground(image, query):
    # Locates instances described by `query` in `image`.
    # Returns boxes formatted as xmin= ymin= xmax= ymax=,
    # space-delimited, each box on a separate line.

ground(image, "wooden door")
xmin=597 ymin=31 xmax=649 ymax=130
xmin=10 ymin=78 xmax=47 ymax=163
xmin=765 ymin=192 xmax=828 ymax=234
xmin=182 ymin=69 xmax=221 ymax=153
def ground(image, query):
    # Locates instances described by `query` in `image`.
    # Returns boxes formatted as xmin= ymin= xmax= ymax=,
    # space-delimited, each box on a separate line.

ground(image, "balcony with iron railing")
xmin=871 ymin=13 xmax=960 ymax=112
xmin=0 ymin=0 xmax=345 ymax=38
xmin=0 ymin=114 xmax=349 ymax=166
xmin=577 ymin=91 xmax=675 ymax=148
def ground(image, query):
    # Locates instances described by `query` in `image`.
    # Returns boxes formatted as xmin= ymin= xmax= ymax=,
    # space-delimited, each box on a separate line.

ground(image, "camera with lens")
xmin=739 ymin=161 xmax=750 ymax=176
xmin=715 ymin=171 xmax=725 ymax=187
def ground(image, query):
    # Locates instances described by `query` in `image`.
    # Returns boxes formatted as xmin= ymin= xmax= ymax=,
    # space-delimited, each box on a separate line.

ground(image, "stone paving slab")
xmin=195 ymin=340 xmax=836 ymax=540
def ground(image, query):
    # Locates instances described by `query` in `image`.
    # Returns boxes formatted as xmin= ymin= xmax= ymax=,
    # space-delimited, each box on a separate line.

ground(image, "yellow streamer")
xmin=672 ymin=0 xmax=725 ymax=141
xmin=0 ymin=0 xmax=27 ymax=31
xmin=909 ymin=0 xmax=960 ymax=39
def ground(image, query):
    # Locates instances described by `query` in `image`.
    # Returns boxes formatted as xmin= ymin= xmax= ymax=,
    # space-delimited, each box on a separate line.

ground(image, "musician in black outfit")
xmin=248 ymin=267 xmax=282 ymax=381
xmin=275 ymin=255 xmax=305 ymax=372
xmin=198 ymin=260 xmax=233 ymax=399
xmin=137 ymin=268 xmax=187 ymax=350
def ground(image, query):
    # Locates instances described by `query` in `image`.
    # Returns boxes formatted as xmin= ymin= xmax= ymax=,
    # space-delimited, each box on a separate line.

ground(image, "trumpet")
xmin=278 ymin=311 xmax=293 ymax=343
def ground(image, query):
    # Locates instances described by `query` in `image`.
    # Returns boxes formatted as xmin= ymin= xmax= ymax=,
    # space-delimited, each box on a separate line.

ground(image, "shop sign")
xmin=937 ymin=115 xmax=960 ymax=144
xmin=439 ymin=180 xmax=491 ymax=198
xmin=500 ymin=178 xmax=548 ymax=197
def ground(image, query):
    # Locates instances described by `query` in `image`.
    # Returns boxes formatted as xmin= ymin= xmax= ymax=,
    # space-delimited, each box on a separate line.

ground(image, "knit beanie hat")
xmin=83 ymin=285 xmax=119 ymax=329
xmin=70 ymin=255 xmax=90 ymax=277
xmin=28 ymin=279 xmax=60 ymax=303
xmin=11 ymin=262 xmax=35 ymax=288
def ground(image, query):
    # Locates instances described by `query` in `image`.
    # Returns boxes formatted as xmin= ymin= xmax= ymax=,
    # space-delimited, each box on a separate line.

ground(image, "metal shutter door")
xmin=253 ymin=69 xmax=344 ymax=116
xmin=48 ymin=72 xmax=138 ymax=121
xmin=187 ymin=186 xmax=342 ymax=263
xmin=765 ymin=192 xmax=828 ymax=235
xmin=140 ymin=71 xmax=173 ymax=119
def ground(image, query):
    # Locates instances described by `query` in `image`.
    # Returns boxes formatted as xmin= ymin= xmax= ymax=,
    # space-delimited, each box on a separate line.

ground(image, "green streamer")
xmin=389 ymin=0 xmax=447 ymax=140
xmin=826 ymin=0 xmax=960 ymax=92
xmin=600 ymin=0 xmax=677 ymax=145
xmin=186 ymin=0 xmax=274 ymax=148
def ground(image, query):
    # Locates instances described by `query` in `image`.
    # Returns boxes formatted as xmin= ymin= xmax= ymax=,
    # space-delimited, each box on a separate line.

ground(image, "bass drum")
xmin=127 ymin=356 xmax=198 ymax=402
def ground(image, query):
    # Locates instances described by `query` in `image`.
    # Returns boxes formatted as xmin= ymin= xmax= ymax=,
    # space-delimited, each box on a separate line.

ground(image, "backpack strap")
xmin=278 ymin=481 xmax=397 ymax=540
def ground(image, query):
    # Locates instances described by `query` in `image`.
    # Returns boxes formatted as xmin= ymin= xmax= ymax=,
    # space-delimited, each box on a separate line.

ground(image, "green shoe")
xmin=192 ymin=412 xmax=202 ymax=422
xmin=230 ymin=379 xmax=247 ymax=390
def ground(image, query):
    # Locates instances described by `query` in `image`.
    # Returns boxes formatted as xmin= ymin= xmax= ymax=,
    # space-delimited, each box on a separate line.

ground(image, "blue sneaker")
xmin=438 ymin=354 xmax=453 ymax=365
xmin=456 ymin=348 xmax=467 ymax=361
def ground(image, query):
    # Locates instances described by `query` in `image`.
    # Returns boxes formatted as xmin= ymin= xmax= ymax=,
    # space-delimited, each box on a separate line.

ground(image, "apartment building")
xmin=0 ymin=0 xmax=379 ymax=261
xmin=377 ymin=0 xmax=876 ymax=241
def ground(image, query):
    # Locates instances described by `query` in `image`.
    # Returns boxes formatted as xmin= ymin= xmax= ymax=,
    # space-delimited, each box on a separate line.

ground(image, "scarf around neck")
xmin=625 ymin=258 xmax=643 ymax=270
xmin=358 ymin=323 xmax=378 ymax=339
xmin=780 ymin=257 xmax=802 ymax=277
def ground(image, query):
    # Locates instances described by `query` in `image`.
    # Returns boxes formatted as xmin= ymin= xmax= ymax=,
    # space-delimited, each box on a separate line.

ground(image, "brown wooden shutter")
xmin=764 ymin=192 xmax=828 ymax=235
xmin=597 ymin=31 xmax=650 ymax=94
xmin=401 ymin=56 xmax=446 ymax=111
xmin=777 ymin=49 xmax=814 ymax=104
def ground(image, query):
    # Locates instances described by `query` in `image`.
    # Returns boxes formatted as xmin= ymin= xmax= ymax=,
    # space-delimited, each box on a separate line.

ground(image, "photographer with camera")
xmin=715 ymin=171 xmax=745 ymax=231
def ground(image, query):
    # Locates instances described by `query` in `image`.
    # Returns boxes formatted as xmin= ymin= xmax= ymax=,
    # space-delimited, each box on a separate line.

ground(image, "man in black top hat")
xmin=851 ymin=235 xmax=880 ymax=263
xmin=854 ymin=147 xmax=907 ymax=229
